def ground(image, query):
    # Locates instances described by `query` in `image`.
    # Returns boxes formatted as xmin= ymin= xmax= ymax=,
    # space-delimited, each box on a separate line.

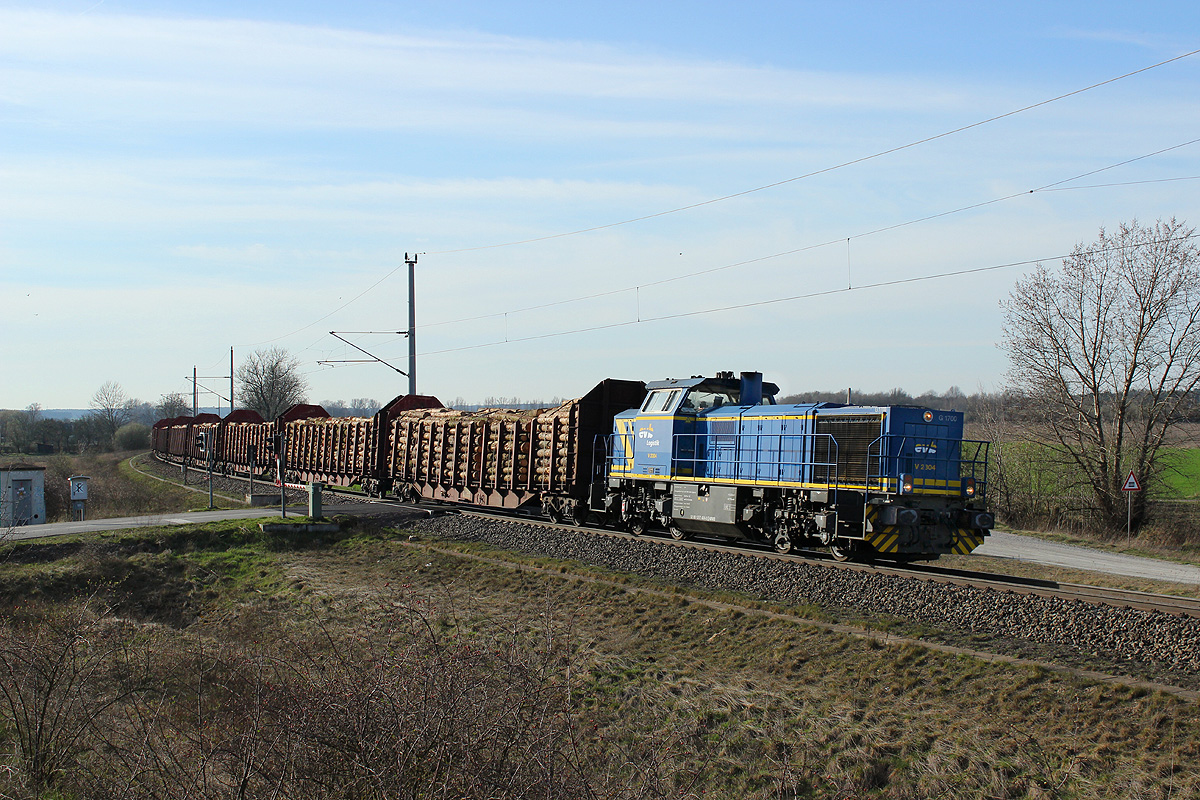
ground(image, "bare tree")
xmin=155 ymin=392 xmax=190 ymax=420
xmin=349 ymin=397 xmax=381 ymax=415
xmin=1001 ymin=218 xmax=1200 ymax=531
xmin=89 ymin=381 xmax=134 ymax=442
xmin=236 ymin=347 xmax=308 ymax=420
xmin=318 ymin=399 xmax=350 ymax=416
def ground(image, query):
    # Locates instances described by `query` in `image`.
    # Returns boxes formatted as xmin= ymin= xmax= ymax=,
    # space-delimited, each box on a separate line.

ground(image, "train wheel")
xmin=669 ymin=526 xmax=688 ymax=541
xmin=569 ymin=508 xmax=589 ymax=527
xmin=829 ymin=544 xmax=855 ymax=562
xmin=773 ymin=533 xmax=793 ymax=554
xmin=628 ymin=518 xmax=646 ymax=536
xmin=545 ymin=507 xmax=563 ymax=524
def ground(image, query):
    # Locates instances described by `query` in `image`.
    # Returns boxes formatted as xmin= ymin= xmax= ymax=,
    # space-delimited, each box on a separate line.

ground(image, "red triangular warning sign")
xmin=1122 ymin=471 xmax=1141 ymax=492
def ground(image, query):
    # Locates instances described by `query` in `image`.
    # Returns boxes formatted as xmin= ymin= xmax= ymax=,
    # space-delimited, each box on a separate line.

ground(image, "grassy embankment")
xmin=0 ymin=517 xmax=1198 ymax=799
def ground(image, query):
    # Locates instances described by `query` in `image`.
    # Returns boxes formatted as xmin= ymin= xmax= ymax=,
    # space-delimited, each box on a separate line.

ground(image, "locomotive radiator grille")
xmin=814 ymin=415 xmax=881 ymax=487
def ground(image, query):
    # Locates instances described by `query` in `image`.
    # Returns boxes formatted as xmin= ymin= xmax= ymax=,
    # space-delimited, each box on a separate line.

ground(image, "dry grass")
xmin=278 ymin=530 xmax=1200 ymax=799
xmin=2 ymin=518 xmax=1198 ymax=798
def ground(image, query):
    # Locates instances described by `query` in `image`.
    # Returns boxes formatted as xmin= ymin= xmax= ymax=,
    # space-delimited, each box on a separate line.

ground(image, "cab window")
xmin=642 ymin=389 xmax=681 ymax=413
xmin=682 ymin=389 xmax=739 ymax=411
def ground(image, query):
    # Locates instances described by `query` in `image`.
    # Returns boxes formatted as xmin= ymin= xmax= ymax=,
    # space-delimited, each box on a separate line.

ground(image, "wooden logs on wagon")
xmin=383 ymin=397 xmax=590 ymax=492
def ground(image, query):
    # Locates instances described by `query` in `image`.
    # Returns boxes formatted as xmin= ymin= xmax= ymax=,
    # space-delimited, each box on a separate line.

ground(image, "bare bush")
xmin=21 ymin=595 xmax=671 ymax=800
xmin=113 ymin=423 xmax=150 ymax=452
xmin=0 ymin=601 xmax=138 ymax=794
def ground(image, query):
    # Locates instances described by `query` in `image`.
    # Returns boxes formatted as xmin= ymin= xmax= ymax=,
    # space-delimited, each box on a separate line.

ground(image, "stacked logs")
xmin=384 ymin=401 xmax=582 ymax=493
xmin=384 ymin=378 xmax=646 ymax=509
xmin=285 ymin=416 xmax=375 ymax=478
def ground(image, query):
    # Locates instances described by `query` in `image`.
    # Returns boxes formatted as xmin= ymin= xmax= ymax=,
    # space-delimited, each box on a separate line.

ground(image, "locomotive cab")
xmin=610 ymin=372 xmax=779 ymax=480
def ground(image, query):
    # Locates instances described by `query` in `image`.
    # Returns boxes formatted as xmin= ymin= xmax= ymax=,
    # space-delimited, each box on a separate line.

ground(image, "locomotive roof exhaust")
xmin=740 ymin=371 xmax=763 ymax=406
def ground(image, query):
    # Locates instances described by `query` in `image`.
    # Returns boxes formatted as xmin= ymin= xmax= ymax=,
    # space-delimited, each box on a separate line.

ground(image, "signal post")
xmin=1122 ymin=470 xmax=1141 ymax=542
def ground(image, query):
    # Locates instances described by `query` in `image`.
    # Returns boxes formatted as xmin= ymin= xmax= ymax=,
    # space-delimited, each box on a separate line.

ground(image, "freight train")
xmin=152 ymin=371 xmax=993 ymax=561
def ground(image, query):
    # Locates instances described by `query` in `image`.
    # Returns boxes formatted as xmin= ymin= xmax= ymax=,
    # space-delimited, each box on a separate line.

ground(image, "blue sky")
xmin=3 ymin=1 xmax=1198 ymax=410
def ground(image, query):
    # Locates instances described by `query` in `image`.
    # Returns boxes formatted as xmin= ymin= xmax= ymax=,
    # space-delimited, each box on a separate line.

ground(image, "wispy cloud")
xmin=1054 ymin=27 xmax=1185 ymax=53
xmin=0 ymin=8 xmax=976 ymax=138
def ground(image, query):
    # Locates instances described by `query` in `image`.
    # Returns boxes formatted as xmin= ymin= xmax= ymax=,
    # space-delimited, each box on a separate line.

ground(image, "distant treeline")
xmin=781 ymin=387 xmax=1200 ymax=425
xmin=780 ymin=386 xmax=985 ymax=413
xmin=444 ymin=397 xmax=566 ymax=412
xmin=0 ymin=406 xmax=157 ymax=455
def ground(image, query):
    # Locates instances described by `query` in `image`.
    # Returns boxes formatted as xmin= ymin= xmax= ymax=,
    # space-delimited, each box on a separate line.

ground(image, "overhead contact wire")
xmin=424 ymin=47 xmax=1200 ymax=256
xmin=254 ymin=47 xmax=1200 ymax=345
xmin=421 ymin=135 xmax=1200 ymax=330
xmin=410 ymin=233 xmax=1200 ymax=359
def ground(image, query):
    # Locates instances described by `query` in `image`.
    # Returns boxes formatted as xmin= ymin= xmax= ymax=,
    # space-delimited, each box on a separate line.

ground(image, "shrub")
xmin=112 ymin=423 xmax=150 ymax=452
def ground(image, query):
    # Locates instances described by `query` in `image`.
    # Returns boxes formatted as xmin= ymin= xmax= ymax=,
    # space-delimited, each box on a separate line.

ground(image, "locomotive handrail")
xmin=668 ymin=431 xmax=840 ymax=486
xmin=865 ymin=434 xmax=990 ymax=499
xmin=606 ymin=426 xmax=991 ymax=498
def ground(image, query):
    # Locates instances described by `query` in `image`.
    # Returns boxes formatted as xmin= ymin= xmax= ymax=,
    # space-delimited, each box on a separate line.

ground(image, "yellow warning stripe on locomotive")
xmin=865 ymin=526 xmax=985 ymax=555
xmin=865 ymin=529 xmax=903 ymax=553
xmin=950 ymin=529 xmax=985 ymax=554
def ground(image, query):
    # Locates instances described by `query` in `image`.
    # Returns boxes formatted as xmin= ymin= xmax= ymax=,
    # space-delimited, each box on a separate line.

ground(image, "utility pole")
xmin=188 ymin=357 xmax=234 ymax=417
xmin=321 ymin=256 xmax=418 ymax=392
xmin=406 ymin=252 xmax=417 ymax=395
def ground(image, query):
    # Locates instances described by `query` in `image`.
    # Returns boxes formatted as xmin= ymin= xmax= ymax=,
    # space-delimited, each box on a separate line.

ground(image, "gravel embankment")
xmin=416 ymin=514 xmax=1200 ymax=689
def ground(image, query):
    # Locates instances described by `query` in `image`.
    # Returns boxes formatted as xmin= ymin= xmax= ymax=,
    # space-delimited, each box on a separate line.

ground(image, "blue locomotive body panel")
xmin=614 ymin=396 xmax=973 ymax=497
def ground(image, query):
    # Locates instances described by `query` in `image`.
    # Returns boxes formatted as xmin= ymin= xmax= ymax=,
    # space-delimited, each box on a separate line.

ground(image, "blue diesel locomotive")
xmin=598 ymin=371 xmax=992 ymax=560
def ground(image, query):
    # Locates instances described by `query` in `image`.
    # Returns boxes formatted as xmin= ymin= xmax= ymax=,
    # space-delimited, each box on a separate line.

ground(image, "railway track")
xmin=384 ymin=497 xmax=1200 ymax=620
xmin=146 ymin=460 xmax=1200 ymax=621
xmin=900 ymin=562 xmax=1200 ymax=619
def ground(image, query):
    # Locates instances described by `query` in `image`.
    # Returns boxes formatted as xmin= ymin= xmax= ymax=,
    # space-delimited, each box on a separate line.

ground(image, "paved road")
xmin=976 ymin=530 xmax=1200 ymax=585
xmin=2 ymin=505 xmax=380 ymax=542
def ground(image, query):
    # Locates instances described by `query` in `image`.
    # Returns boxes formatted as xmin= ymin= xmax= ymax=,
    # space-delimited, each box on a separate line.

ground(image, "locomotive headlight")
xmin=964 ymin=477 xmax=976 ymax=498
xmin=972 ymin=512 xmax=995 ymax=530
xmin=900 ymin=473 xmax=914 ymax=494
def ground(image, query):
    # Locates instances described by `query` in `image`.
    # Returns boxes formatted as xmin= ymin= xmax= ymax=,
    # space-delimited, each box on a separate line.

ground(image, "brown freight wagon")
xmin=163 ymin=417 xmax=194 ymax=458
xmin=219 ymin=410 xmax=269 ymax=475
xmin=385 ymin=378 xmax=645 ymax=519
xmin=147 ymin=415 xmax=218 ymax=466
xmin=281 ymin=396 xmax=443 ymax=489
xmin=192 ymin=417 xmax=222 ymax=462
xmin=154 ymin=417 xmax=188 ymax=457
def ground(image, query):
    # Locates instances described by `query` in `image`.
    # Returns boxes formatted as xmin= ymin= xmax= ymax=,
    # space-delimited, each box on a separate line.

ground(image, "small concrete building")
xmin=1 ymin=464 xmax=47 ymax=527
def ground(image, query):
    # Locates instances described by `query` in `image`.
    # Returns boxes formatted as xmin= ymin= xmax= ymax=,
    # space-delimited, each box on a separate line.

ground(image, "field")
xmin=1 ymin=513 xmax=1198 ymax=799
xmin=2 ymin=454 xmax=1199 ymax=797
xmin=1160 ymin=447 xmax=1200 ymax=499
